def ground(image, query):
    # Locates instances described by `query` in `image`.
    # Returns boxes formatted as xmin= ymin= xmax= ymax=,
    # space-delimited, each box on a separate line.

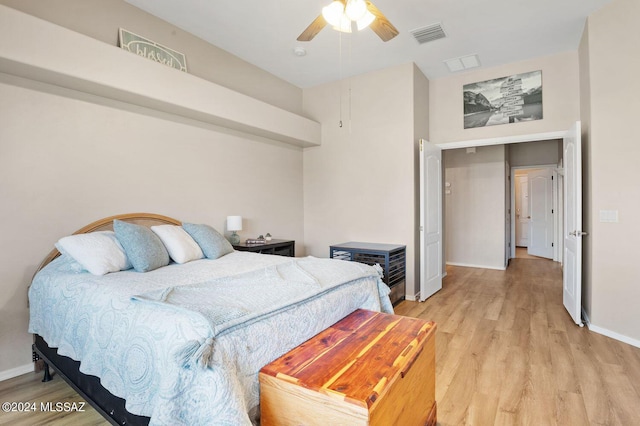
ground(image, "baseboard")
xmin=584 ymin=320 xmax=640 ymax=349
xmin=405 ymin=293 xmax=419 ymax=302
xmin=406 ymin=273 xmax=447 ymax=302
xmin=446 ymin=262 xmax=507 ymax=271
xmin=0 ymin=363 xmax=33 ymax=382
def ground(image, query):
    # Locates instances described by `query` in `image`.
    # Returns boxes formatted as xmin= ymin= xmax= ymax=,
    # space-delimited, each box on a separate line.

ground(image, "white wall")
xmin=580 ymin=0 xmax=640 ymax=344
xmin=444 ymin=145 xmax=506 ymax=269
xmin=302 ymin=63 xmax=423 ymax=297
xmin=430 ymin=51 xmax=580 ymax=145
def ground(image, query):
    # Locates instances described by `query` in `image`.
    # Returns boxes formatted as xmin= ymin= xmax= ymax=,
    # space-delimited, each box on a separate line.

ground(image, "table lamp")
xmin=227 ymin=216 xmax=242 ymax=245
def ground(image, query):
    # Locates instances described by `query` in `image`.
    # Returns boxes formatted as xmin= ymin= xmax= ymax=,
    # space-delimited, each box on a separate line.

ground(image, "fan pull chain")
xmin=338 ymin=31 xmax=343 ymax=128
xmin=348 ymin=32 xmax=352 ymax=134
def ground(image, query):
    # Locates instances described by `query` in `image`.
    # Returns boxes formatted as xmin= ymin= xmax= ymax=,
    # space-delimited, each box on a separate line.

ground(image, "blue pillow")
xmin=113 ymin=219 xmax=170 ymax=272
xmin=182 ymin=223 xmax=234 ymax=260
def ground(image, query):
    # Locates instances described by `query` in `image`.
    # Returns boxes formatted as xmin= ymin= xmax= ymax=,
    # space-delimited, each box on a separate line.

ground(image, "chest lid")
xmin=260 ymin=309 xmax=436 ymax=409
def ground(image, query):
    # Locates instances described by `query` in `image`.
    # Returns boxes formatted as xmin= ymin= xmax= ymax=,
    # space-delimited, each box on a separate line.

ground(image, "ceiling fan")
xmin=297 ymin=0 xmax=399 ymax=42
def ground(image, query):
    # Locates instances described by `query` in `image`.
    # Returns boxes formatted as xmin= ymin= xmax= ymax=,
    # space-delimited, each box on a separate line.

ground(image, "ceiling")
xmin=124 ymin=0 xmax=611 ymax=89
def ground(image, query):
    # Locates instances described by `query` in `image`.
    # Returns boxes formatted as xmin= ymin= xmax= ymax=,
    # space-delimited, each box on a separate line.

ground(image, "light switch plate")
xmin=599 ymin=210 xmax=619 ymax=223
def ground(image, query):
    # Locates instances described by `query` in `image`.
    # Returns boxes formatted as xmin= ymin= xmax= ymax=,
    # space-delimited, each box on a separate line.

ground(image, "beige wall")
xmin=430 ymin=51 xmax=581 ymax=145
xmin=0 ymin=76 xmax=304 ymax=374
xmin=0 ymin=2 xmax=306 ymax=376
xmin=302 ymin=62 xmax=423 ymax=297
xmin=509 ymin=140 xmax=561 ymax=167
xmin=444 ymin=145 xmax=506 ymax=269
xmin=581 ymin=0 xmax=640 ymax=342
xmin=0 ymin=0 xmax=303 ymax=114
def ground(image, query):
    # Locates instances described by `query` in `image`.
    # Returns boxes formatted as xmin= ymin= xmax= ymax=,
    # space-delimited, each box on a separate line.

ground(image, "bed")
xmin=29 ymin=213 xmax=393 ymax=425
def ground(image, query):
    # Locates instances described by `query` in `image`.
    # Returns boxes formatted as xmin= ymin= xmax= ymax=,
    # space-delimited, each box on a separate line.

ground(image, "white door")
xmin=505 ymin=160 xmax=511 ymax=266
xmin=515 ymin=175 xmax=530 ymax=247
xmin=563 ymin=122 xmax=584 ymax=326
xmin=420 ymin=139 xmax=442 ymax=301
xmin=528 ymin=168 xmax=554 ymax=259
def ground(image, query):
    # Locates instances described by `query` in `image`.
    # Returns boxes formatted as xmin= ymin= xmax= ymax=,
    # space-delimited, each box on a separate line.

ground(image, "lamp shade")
xmin=345 ymin=0 xmax=367 ymax=21
xmin=322 ymin=1 xmax=344 ymax=27
xmin=356 ymin=10 xmax=375 ymax=30
xmin=227 ymin=216 xmax=242 ymax=232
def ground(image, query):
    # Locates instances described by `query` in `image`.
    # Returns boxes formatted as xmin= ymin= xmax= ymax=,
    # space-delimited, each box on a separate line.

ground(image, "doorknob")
xmin=570 ymin=231 xmax=588 ymax=237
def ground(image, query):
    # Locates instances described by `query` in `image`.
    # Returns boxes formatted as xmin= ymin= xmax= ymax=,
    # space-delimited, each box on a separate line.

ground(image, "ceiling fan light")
xmin=356 ymin=10 xmax=376 ymax=31
xmin=333 ymin=14 xmax=353 ymax=33
xmin=345 ymin=0 xmax=367 ymax=21
xmin=322 ymin=1 xmax=345 ymax=27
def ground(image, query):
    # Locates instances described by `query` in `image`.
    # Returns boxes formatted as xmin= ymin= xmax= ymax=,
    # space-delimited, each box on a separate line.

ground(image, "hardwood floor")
xmin=0 ymin=370 xmax=107 ymax=425
xmin=2 ymin=258 xmax=639 ymax=425
xmin=395 ymin=258 xmax=640 ymax=426
xmin=515 ymin=246 xmax=544 ymax=259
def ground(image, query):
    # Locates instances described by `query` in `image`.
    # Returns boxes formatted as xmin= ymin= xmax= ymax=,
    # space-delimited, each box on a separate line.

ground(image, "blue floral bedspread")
xmin=29 ymin=251 xmax=392 ymax=425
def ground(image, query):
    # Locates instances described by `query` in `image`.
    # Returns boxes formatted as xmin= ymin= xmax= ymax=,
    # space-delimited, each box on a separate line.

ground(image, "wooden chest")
xmin=259 ymin=309 xmax=437 ymax=426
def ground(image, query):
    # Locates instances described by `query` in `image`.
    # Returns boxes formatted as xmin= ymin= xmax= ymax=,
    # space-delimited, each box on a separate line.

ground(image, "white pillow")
xmin=55 ymin=231 xmax=132 ymax=275
xmin=151 ymin=225 xmax=204 ymax=264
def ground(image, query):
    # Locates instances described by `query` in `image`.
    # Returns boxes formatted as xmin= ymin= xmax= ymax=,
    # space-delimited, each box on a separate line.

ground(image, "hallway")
xmin=396 ymin=259 xmax=640 ymax=425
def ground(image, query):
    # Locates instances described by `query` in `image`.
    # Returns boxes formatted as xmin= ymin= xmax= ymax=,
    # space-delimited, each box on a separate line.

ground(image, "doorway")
xmin=435 ymin=124 xmax=582 ymax=325
xmin=510 ymin=165 xmax=559 ymax=261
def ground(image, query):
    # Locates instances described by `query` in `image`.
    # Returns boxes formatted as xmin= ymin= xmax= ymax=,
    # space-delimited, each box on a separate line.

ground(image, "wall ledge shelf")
xmin=0 ymin=5 xmax=320 ymax=148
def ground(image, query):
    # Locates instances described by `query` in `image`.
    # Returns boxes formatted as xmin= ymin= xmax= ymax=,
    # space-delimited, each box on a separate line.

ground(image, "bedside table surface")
xmin=233 ymin=239 xmax=293 ymax=249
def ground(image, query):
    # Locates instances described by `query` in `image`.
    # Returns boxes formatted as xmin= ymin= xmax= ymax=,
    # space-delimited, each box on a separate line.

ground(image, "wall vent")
xmin=410 ymin=23 xmax=446 ymax=44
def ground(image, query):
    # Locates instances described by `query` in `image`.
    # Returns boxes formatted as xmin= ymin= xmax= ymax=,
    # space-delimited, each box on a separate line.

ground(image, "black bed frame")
xmin=33 ymin=334 xmax=150 ymax=425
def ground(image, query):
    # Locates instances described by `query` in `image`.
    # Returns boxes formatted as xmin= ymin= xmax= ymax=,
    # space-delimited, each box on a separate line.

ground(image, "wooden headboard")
xmin=34 ymin=212 xmax=181 ymax=276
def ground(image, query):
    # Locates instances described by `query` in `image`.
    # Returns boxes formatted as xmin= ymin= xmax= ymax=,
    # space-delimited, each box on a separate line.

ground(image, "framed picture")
xmin=463 ymin=70 xmax=542 ymax=129
xmin=118 ymin=28 xmax=187 ymax=72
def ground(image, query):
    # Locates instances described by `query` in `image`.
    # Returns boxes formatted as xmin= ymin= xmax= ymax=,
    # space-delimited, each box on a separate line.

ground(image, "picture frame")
xmin=118 ymin=28 xmax=187 ymax=72
xmin=463 ymin=70 xmax=542 ymax=129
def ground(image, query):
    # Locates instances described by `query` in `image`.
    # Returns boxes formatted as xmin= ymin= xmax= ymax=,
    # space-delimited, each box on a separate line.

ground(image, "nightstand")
xmin=233 ymin=239 xmax=295 ymax=257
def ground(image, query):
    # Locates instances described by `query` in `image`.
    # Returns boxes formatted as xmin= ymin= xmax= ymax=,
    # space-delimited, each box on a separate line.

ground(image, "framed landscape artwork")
xmin=463 ymin=70 xmax=542 ymax=129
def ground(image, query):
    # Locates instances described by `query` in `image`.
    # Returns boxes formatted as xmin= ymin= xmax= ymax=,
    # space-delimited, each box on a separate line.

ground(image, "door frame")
xmin=436 ymin=130 xmax=567 ymax=264
xmin=436 ymin=129 xmax=567 ymax=262
xmin=436 ymin=131 xmax=566 ymax=150
xmin=435 ymin=127 xmax=581 ymax=322
xmin=509 ymin=164 xmax=559 ymax=260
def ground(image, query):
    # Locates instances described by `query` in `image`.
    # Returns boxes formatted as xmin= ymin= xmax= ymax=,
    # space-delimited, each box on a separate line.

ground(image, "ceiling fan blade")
xmin=366 ymin=1 xmax=399 ymax=42
xmin=297 ymin=14 xmax=327 ymax=41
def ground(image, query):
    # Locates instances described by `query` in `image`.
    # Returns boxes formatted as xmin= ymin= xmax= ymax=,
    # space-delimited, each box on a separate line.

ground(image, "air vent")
xmin=410 ymin=23 xmax=446 ymax=44
xmin=444 ymin=54 xmax=481 ymax=72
